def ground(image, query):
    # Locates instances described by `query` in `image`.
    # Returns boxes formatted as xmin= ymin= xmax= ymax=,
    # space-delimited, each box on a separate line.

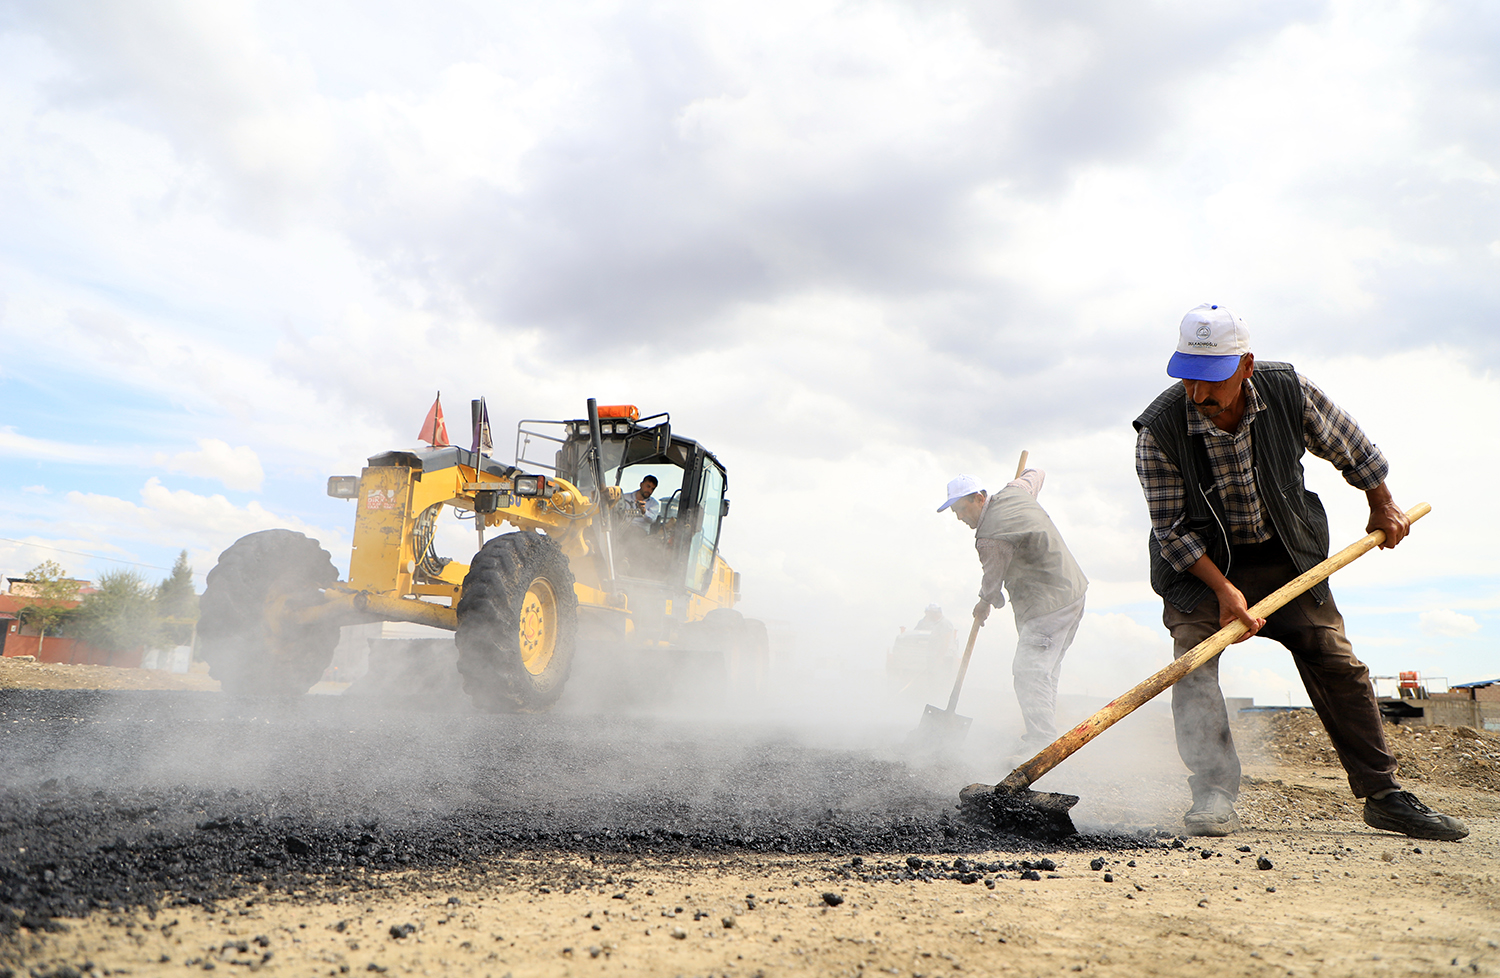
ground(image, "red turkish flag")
xmin=418 ymin=392 xmax=450 ymax=447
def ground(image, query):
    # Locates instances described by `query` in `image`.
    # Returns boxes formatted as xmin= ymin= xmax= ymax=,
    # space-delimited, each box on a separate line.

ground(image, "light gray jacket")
xmin=975 ymin=472 xmax=1088 ymax=624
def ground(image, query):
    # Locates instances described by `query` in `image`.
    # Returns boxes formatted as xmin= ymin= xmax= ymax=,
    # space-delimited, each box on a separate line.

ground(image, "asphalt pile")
xmin=0 ymin=690 xmax=1158 ymax=934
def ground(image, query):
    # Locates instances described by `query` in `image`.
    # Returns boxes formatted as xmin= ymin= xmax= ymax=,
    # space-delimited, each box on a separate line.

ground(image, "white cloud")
xmin=21 ymin=485 xmax=49 ymax=495
xmin=154 ymin=438 xmax=264 ymax=491
xmin=28 ymin=478 xmax=349 ymax=585
xmin=1290 ymin=348 xmax=1500 ymax=587
xmin=0 ymin=537 xmax=82 ymax=580
xmin=0 ymin=1 xmax=1497 ymax=697
xmin=1418 ymin=609 xmax=1480 ymax=638
xmin=64 ymin=477 xmax=328 ymax=546
xmin=0 ymin=427 xmax=132 ymax=465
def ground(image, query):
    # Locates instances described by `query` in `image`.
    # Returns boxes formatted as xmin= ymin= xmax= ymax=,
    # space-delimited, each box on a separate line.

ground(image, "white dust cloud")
xmin=1418 ymin=609 xmax=1480 ymax=639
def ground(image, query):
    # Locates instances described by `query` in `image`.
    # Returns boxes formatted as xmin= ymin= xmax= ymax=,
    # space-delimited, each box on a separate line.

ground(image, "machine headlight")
xmin=514 ymin=474 xmax=548 ymax=497
xmin=327 ymin=476 xmax=360 ymax=499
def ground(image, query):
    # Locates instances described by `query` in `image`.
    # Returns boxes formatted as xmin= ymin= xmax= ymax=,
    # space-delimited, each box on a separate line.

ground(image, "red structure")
xmin=0 ymin=586 xmax=140 ymax=667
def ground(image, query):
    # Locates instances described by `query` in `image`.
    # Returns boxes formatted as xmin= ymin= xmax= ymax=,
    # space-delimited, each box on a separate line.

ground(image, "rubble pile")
xmin=1235 ymin=708 xmax=1500 ymax=792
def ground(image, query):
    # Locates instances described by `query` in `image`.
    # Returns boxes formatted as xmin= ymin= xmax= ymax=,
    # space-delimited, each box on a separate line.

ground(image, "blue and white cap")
xmin=1167 ymin=303 xmax=1251 ymax=382
xmin=938 ymin=474 xmax=983 ymax=512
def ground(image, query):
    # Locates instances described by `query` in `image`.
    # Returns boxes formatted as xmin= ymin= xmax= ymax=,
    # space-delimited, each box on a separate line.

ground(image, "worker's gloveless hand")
xmin=972 ymin=599 xmax=990 ymax=624
xmin=1366 ymin=506 xmax=1408 ymax=549
xmin=1364 ymin=482 xmax=1408 ymax=549
xmin=1366 ymin=500 xmax=1409 ymax=549
xmin=1216 ymin=583 xmax=1265 ymax=642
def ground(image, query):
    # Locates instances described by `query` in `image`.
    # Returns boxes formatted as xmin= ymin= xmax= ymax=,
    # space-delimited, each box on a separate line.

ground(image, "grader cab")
xmin=196 ymin=399 xmax=766 ymax=711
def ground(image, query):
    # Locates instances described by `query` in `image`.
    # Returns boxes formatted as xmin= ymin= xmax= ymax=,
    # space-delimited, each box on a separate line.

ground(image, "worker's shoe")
xmin=1362 ymin=790 xmax=1469 ymax=842
xmin=1183 ymin=787 xmax=1240 ymax=837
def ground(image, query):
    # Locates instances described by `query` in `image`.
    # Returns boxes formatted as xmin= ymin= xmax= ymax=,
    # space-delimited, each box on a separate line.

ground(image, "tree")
xmin=16 ymin=560 xmax=83 ymax=658
xmin=74 ymin=569 xmax=160 ymax=655
xmin=155 ymin=550 xmax=198 ymax=646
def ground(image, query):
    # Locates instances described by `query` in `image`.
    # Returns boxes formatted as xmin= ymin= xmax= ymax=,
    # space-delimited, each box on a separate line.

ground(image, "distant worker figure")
xmin=911 ymin=604 xmax=957 ymax=658
xmin=939 ymin=468 xmax=1088 ymax=757
xmin=1134 ymin=303 xmax=1467 ymax=840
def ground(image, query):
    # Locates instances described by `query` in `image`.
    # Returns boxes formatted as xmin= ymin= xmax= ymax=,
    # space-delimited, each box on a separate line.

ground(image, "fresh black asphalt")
xmin=0 ymin=689 xmax=1161 ymax=933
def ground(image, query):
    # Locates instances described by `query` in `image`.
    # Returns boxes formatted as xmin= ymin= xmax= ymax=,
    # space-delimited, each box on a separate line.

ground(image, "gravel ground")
xmin=0 ymin=687 xmax=1171 ymax=932
xmin=2 ymin=662 xmax=1497 ymax=977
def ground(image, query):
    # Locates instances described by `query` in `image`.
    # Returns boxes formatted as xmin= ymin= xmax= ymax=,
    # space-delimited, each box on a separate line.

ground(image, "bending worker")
xmin=939 ymin=468 xmax=1088 ymax=759
xmin=1134 ymin=302 xmax=1466 ymax=841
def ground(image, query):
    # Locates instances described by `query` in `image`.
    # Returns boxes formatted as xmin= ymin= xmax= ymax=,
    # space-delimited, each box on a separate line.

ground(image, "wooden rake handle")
xmin=999 ymin=502 xmax=1432 ymax=791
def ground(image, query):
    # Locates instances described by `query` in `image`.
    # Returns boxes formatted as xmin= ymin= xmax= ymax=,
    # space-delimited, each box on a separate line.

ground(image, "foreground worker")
xmin=939 ymin=469 xmax=1088 ymax=759
xmin=1134 ymin=303 xmax=1467 ymax=841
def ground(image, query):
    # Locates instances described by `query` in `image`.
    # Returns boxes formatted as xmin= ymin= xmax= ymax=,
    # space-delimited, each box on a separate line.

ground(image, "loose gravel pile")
xmin=1237 ymin=708 xmax=1500 ymax=791
xmin=0 ymin=689 xmax=1162 ymax=936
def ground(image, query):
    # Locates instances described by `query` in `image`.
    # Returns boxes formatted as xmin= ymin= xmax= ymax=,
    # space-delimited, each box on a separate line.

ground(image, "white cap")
xmin=937 ymin=474 xmax=983 ymax=512
xmin=1167 ymin=303 xmax=1251 ymax=382
xmin=925 ymin=603 xmax=942 ymax=614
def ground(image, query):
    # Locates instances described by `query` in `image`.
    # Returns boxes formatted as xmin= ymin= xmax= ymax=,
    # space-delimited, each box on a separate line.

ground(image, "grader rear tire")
xmin=456 ymin=532 xmax=579 ymax=713
xmin=197 ymin=529 xmax=341 ymax=696
xmin=704 ymin=609 xmax=770 ymax=692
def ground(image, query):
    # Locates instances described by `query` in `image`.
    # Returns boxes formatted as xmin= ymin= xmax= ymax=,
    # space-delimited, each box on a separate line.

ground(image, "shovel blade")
xmin=909 ymin=703 xmax=973 ymax=750
xmin=957 ymin=781 xmax=1080 ymax=842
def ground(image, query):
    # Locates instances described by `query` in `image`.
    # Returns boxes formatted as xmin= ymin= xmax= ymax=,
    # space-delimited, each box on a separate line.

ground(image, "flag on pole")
xmin=418 ymin=392 xmax=450 ymax=447
xmin=471 ymin=397 xmax=493 ymax=455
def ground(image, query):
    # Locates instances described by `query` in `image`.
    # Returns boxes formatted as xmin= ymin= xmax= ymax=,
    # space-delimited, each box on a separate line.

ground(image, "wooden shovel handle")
xmin=999 ymin=502 xmax=1432 ymax=791
xmin=944 ymin=614 xmax=985 ymax=713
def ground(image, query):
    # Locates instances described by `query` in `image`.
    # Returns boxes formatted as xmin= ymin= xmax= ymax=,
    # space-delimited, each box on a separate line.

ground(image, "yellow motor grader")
xmin=196 ymin=399 xmax=766 ymax=710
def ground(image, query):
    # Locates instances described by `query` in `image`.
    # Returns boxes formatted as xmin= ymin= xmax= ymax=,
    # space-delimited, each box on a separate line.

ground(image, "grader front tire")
xmin=196 ymin=529 xmax=341 ymax=696
xmin=456 ymin=532 xmax=579 ymax=713
xmin=703 ymin=609 xmax=770 ymax=692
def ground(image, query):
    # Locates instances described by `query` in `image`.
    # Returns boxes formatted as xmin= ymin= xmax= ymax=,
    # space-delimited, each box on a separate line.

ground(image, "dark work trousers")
xmin=1161 ymin=539 xmax=1400 ymax=801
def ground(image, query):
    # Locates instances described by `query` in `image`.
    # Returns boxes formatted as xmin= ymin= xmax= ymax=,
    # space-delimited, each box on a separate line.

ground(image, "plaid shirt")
xmin=1135 ymin=373 xmax=1389 ymax=572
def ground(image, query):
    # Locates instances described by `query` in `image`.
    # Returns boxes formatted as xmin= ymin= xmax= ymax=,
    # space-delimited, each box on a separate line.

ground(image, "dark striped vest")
xmin=1133 ymin=362 xmax=1331 ymax=613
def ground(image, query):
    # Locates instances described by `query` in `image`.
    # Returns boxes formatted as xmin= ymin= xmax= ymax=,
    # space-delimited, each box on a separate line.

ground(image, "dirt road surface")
xmin=2 ymin=658 xmax=1498 ymax=977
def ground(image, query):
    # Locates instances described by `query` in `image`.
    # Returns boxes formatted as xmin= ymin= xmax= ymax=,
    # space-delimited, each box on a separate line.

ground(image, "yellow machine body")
xmin=315 ymin=408 xmax=741 ymax=649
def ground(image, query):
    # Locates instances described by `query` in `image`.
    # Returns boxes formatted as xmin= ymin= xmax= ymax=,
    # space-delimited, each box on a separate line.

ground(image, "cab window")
xmin=685 ymin=460 xmax=725 ymax=593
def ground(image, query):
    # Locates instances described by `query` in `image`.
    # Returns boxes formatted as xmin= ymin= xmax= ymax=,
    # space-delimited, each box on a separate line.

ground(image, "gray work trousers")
xmin=1162 ymin=539 xmax=1399 ymax=801
xmin=1014 ymin=595 xmax=1086 ymax=749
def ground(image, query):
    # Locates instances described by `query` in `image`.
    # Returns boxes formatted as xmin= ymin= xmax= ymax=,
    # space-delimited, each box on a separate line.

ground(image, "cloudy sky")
xmin=1 ymin=0 xmax=1495 ymax=709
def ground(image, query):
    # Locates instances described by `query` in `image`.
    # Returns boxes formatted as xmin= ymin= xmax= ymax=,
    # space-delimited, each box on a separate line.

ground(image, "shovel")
xmin=913 ymin=450 xmax=1031 ymax=747
xmin=913 ymin=614 xmax=984 ymax=748
xmin=959 ymin=502 xmax=1432 ymax=842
